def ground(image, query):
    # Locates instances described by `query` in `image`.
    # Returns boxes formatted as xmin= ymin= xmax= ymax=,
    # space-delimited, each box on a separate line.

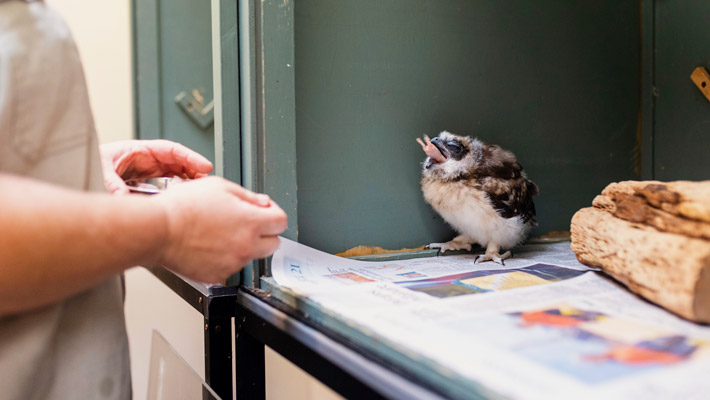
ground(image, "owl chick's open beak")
xmin=416 ymin=135 xmax=446 ymax=169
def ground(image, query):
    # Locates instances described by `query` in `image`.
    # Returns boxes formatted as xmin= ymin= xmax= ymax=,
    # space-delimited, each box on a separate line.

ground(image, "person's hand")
xmin=150 ymin=176 xmax=288 ymax=283
xmin=100 ymin=139 xmax=214 ymax=194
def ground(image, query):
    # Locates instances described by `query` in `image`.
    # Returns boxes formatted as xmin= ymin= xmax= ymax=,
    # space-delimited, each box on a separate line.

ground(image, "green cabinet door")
xmin=133 ymin=0 xmax=215 ymax=163
xmin=654 ymin=1 xmax=710 ymax=180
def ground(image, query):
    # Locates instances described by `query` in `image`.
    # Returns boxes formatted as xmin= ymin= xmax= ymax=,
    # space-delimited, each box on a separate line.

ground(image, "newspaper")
xmin=271 ymin=238 xmax=710 ymax=400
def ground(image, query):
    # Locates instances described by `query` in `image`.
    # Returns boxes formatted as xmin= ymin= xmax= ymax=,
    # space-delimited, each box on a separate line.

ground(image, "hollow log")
xmin=570 ymin=207 xmax=710 ymax=323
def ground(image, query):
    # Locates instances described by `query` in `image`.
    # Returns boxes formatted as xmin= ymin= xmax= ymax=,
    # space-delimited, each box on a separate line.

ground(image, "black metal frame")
xmin=147 ymin=267 xmax=237 ymax=400
xmin=236 ymin=288 xmax=453 ymax=400
xmin=148 ymin=268 xmax=446 ymax=400
xmin=235 ymin=291 xmax=388 ymax=399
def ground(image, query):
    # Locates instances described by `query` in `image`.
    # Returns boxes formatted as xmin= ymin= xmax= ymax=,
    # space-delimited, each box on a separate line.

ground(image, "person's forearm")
xmin=0 ymin=173 xmax=167 ymax=316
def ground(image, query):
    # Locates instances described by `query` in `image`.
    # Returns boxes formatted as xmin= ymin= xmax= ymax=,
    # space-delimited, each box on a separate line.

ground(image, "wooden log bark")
xmin=601 ymin=180 xmax=710 ymax=223
xmin=592 ymin=192 xmax=710 ymax=240
xmin=571 ymin=207 xmax=710 ymax=323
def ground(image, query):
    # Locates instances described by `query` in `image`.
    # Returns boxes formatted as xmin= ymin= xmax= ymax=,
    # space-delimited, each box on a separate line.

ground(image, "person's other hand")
xmin=151 ymin=176 xmax=288 ymax=283
xmin=100 ymin=139 xmax=213 ymax=194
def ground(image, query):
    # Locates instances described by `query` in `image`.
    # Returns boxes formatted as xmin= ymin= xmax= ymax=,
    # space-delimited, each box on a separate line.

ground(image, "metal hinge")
xmin=175 ymin=89 xmax=214 ymax=129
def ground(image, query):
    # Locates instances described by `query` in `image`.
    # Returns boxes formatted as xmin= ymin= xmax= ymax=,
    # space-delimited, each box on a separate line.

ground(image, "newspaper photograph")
xmin=270 ymin=238 xmax=710 ymax=400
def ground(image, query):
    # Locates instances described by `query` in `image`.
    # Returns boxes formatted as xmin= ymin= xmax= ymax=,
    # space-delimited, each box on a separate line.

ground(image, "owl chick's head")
xmin=420 ymin=131 xmax=483 ymax=180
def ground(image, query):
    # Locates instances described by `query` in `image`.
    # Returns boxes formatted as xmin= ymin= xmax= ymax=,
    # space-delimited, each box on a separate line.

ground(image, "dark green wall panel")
xmin=654 ymin=1 xmax=710 ymax=180
xmin=295 ymin=1 xmax=640 ymax=254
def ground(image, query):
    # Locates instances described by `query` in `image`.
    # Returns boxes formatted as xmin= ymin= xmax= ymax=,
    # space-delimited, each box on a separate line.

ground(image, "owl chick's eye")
xmin=447 ymin=141 xmax=462 ymax=150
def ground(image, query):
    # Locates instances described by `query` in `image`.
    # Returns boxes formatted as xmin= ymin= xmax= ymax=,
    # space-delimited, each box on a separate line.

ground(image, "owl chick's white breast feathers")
xmin=417 ymin=131 xmax=539 ymax=264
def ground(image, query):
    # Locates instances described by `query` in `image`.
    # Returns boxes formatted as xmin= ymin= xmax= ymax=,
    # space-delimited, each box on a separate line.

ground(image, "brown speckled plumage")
xmin=419 ymin=131 xmax=538 ymax=263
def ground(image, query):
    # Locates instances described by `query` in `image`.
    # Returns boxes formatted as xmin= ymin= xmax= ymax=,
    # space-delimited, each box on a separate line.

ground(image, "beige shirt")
xmin=0 ymin=2 xmax=131 ymax=399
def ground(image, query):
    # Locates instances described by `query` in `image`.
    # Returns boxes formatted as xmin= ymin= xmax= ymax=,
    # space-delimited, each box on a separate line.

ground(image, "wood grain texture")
xmin=573 ymin=180 xmax=710 ymax=323
xmin=571 ymin=207 xmax=710 ymax=323
xmin=592 ymin=192 xmax=710 ymax=240
xmin=602 ymin=180 xmax=710 ymax=223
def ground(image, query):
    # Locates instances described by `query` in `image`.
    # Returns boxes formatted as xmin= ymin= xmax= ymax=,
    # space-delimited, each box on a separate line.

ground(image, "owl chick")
xmin=417 ymin=131 xmax=539 ymax=264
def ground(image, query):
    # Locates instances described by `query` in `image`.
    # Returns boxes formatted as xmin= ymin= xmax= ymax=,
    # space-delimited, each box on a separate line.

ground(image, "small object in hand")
xmin=125 ymin=177 xmax=185 ymax=195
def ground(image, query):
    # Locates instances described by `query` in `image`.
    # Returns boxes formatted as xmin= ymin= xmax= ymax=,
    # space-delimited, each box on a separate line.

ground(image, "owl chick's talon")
xmin=427 ymin=241 xmax=472 ymax=254
xmin=475 ymin=251 xmax=512 ymax=265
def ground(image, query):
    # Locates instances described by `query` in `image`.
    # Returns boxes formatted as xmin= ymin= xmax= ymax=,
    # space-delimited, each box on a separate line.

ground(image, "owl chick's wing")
xmin=473 ymin=146 xmax=539 ymax=225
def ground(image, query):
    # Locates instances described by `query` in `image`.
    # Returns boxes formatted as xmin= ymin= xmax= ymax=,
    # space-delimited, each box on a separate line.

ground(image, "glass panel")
xmin=147 ymin=330 xmax=222 ymax=400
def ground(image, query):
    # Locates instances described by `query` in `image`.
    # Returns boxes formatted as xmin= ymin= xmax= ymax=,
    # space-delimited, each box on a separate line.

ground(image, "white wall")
xmin=48 ymin=1 xmax=341 ymax=399
xmin=46 ymin=0 xmax=132 ymax=144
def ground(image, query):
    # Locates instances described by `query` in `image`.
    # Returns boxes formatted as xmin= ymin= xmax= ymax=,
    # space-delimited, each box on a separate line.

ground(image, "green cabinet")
xmin=294 ymin=1 xmax=640 ymax=253
xmin=133 ymin=0 xmax=706 ymax=272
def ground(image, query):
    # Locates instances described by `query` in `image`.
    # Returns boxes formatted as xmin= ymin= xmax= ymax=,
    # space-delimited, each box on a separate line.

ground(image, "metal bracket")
xmin=690 ymin=67 xmax=710 ymax=103
xmin=175 ymin=89 xmax=215 ymax=129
